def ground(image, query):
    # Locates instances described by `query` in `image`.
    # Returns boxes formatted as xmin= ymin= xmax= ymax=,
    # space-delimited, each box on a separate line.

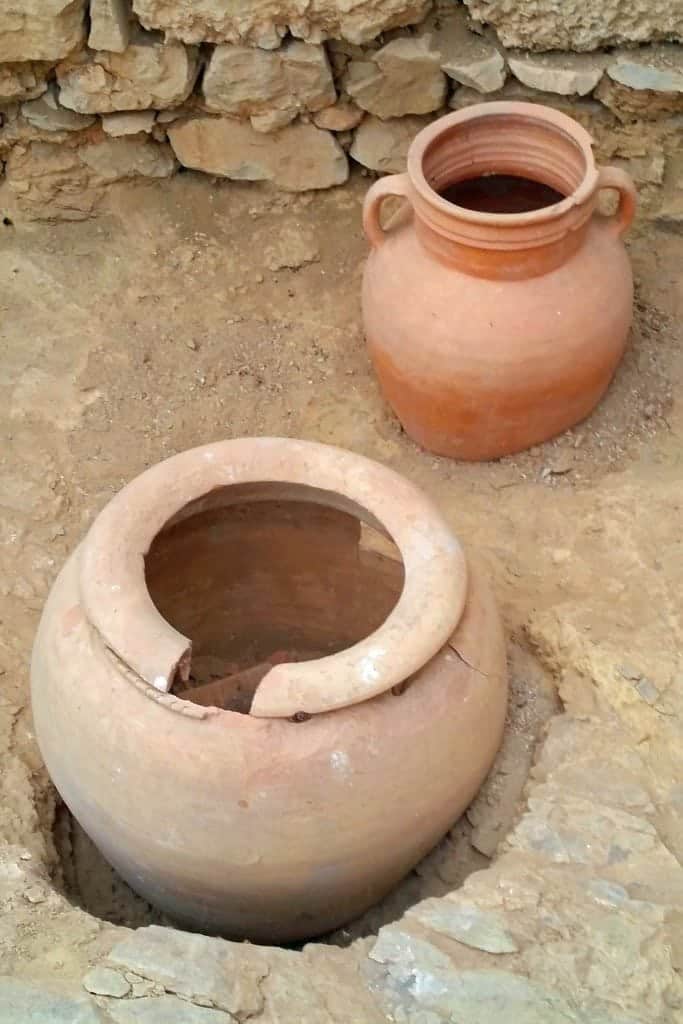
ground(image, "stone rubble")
xmin=0 ymin=1 xmax=87 ymax=63
xmin=89 ymin=0 xmax=134 ymax=54
xmin=507 ymin=51 xmax=606 ymax=96
xmin=22 ymin=85 xmax=96 ymax=132
xmin=0 ymin=63 xmax=52 ymax=104
xmin=350 ymin=113 xmax=431 ymax=172
xmin=424 ymin=7 xmax=507 ymax=93
xmin=345 ymin=36 xmax=447 ymax=118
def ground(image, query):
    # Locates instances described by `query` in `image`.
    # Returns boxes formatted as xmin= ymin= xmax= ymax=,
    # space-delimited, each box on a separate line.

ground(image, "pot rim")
xmin=406 ymin=101 xmax=600 ymax=228
xmin=78 ymin=438 xmax=467 ymax=718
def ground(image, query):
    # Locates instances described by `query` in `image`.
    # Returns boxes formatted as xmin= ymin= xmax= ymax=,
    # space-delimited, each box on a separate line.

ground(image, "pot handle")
xmin=362 ymin=173 xmax=412 ymax=248
xmin=597 ymin=166 xmax=637 ymax=238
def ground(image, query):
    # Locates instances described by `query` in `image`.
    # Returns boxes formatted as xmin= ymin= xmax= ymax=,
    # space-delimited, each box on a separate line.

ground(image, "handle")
xmin=362 ymin=172 xmax=412 ymax=249
xmin=597 ymin=166 xmax=637 ymax=238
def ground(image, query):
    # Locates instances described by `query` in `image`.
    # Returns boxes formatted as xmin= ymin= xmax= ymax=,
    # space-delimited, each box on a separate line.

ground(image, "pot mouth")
xmin=407 ymin=101 xmax=599 ymax=230
xmin=78 ymin=438 xmax=467 ymax=718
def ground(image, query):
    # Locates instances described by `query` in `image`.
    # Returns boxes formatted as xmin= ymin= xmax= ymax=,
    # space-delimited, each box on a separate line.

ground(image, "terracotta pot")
xmin=362 ymin=102 xmax=637 ymax=460
xmin=31 ymin=438 xmax=507 ymax=943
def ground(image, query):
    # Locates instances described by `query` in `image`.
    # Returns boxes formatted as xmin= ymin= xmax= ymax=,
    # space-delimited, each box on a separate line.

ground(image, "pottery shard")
xmin=424 ymin=8 xmax=506 ymax=93
xmin=596 ymin=45 xmax=683 ymax=119
xmin=203 ymin=40 xmax=336 ymax=133
xmin=89 ymin=0 xmax=134 ymax=54
xmin=350 ymin=113 xmax=430 ymax=173
xmin=0 ymin=1 xmax=87 ymax=62
xmin=345 ymin=37 xmax=447 ymax=119
xmin=168 ymin=116 xmax=349 ymax=191
xmin=0 ymin=63 xmax=52 ymax=104
xmin=132 ymin=0 xmax=431 ymax=47
xmin=57 ymin=30 xmax=199 ymax=114
xmin=463 ymin=0 xmax=683 ymax=52
xmin=508 ymin=52 xmax=606 ymax=97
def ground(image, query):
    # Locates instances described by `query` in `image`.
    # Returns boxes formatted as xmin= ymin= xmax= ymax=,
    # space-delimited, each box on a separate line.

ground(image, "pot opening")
xmin=419 ymin=112 xmax=589 ymax=218
xmin=143 ymin=482 xmax=406 ymax=714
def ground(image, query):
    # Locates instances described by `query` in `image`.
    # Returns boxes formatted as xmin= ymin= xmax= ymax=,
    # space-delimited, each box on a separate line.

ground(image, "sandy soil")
xmin=1 ymin=170 xmax=682 ymax=963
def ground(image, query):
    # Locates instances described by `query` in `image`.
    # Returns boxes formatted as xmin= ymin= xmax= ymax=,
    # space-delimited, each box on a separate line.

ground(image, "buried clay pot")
xmin=362 ymin=102 xmax=637 ymax=460
xmin=31 ymin=438 xmax=507 ymax=943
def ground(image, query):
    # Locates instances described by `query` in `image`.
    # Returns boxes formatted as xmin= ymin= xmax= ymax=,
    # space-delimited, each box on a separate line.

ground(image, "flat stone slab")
xmin=0 ymin=979 xmax=103 ymax=1024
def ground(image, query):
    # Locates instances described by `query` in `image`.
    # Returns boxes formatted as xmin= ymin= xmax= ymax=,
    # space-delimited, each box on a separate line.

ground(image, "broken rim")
xmin=78 ymin=438 xmax=467 ymax=718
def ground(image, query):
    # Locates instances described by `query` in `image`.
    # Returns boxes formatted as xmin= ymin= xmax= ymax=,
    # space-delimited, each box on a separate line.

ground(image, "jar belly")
xmin=363 ymin=222 xmax=633 ymax=460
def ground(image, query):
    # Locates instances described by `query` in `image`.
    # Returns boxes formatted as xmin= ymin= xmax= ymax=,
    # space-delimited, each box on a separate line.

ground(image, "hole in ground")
xmin=52 ymin=641 xmax=559 ymax=944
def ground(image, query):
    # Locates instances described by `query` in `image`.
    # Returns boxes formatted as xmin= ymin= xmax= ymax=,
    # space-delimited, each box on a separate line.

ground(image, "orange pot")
xmin=361 ymin=102 xmax=637 ymax=461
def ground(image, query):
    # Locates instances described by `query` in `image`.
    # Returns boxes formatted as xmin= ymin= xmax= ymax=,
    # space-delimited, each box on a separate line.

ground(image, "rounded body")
xmin=362 ymin=103 xmax=637 ymax=461
xmin=31 ymin=439 xmax=507 ymax=943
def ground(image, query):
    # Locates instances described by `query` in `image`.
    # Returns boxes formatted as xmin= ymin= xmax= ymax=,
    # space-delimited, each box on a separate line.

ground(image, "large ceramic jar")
xmin=362 ymin=102 xmax=637 ymax=460
xmin=31 ymin=438 xmax=507 ymax=943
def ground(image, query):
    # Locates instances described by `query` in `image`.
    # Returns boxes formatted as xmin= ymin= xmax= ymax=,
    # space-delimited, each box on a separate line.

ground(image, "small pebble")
xmin=24 ymin=886 xmax=46 ymax=904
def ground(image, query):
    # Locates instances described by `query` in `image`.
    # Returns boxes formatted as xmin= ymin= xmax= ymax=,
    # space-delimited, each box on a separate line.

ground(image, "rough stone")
xmin=508 ymin=52 xmax=606 ymax=96
xmin=22 ymin=86 xmax=96 ymax=133
xmin=597 ymin=45 xmax=683 ymax=119
xmin=370 ymin=928 xmax=453 ymax=972
xmin=313 ymin=101 xmax=364 ymax=131
xmin=202 ymin=40 xmax=336 ymax=132
xmin=83 ymin=966 xmax=131 ymax=998
xmin=102 ymin=111 xmax=156 ymax=136
xmin=350 ymin=113 xmax=429 ymax=173
xmin=3 ymin=136 xmax=175 ymax=219
xmin=408 ymin=898 xmax=519 ymax=954
xmin=57 ymin=30 xmax=199 ymax=114
xmin=0 ymin=63 xmax=52 ymax=104
xmin=89 ymin=0 xmax=134 ymax=54
xmin=0 ymin=1 xmax=87 ymax=62
xmin=168 ymin=116 xmax=348 ymax=191
xmin=107 ymin=925 xmax=269 ymax=1018
xmin=463 ymin=0 xmax=683 ymax=52
xmin=654 ymin=154 xmax=683 ymax=229
xmin=0 ymin=978 xmax=103 ymax=1024
xmin=344 ymin=36 xmax=447 ymax=118
xmin=106 ymin=996 xmax=233 ymax=1023
xmin=425 ymin=8 xmax=506 ymax=93
xmin=132 ymin=0 xmax=432 ymax=47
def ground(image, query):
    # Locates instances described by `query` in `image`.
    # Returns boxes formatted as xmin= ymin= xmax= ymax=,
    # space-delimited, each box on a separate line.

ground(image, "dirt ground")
xmin=1 ymin=170 xmax=682 ymax=971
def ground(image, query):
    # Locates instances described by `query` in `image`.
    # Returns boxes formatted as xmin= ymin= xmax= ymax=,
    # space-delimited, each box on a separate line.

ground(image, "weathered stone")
xmin=108 ymin=925 xmax=268 ymax=1018
xmin=654 ymin=154 xmax=683 ymax=229
xmin=463 ymin=0 xmax=683 ymax=52
xmin=597 ymin=45 xmax=683 ymax=119
xmin=89 ymin=0 xmax=133 ymax=54
xmin=425 ymin=8 xmax=506 ymax=93
xmin=0 ymin=63 xmax=52 ymax=104
xmin=370 ymin=928 xmax=453 ymax=972
xmin=508 ymin=52 xmax=606 ymax=96
xmin=313 ymin=101 xmax=364 ymax=131
xmin=0 ymin=978 xmax=103 ymax=1024
xmin=57 ymin=31 xmax=199 ymax=114
xmin=83 ymin=966 xmax=131 ymax=998
xmin=22 ymin=86 xmax=96 ymax=133
xmin=408 ymin=898 xmax=519 ymax=954
xmin=106 ymin=995 xmax=233 ymax=1023
xmin=345 ymin=37 xmax=447 ymax=118
xmin=203 ymin=40 xmax=335 ymax=132
xmin=4 ymin=136 xmax=175 ymax=219
xmin=102 ymin=111 xmax=156 ymax=136
xmin=0 ymin=1 xmax=87 ymax=62
xmin=350 ymin=113 xmax=429 ymax=173
xmin=132 ymin=0 xmax=431 ymax=47
xmin=168 ymin=116 xmax=348 ymax=191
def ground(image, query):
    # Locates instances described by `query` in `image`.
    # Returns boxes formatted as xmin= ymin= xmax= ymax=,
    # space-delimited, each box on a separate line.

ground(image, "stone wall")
xmin=0 ymin=0 xmax=682 ymax=219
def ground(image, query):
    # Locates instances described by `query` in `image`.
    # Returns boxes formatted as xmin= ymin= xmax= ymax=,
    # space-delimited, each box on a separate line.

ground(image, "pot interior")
xmin=420 ymin=112 xmax=589 ymax=215
xmin=144 ymin=483 xmax=405 ymax=713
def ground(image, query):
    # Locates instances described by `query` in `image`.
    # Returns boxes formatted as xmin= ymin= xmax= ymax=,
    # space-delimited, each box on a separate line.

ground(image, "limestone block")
xmin=463 ymin=0 xmax=683 ymax=52
xmin=168 ymin=116 xmax=349 ymax=191
xmin=203 ymin=40 xmax=336 ymax=132
xmin=425 ymin=7 xmax=506 ymax=93
xmin=350 ymin=113 xmax=431 ymax=172
xmin=313 ymin=101 xmax=364 ymax=131
xmin=57 ymin=31 xmax=199 ymax=114
xmin=0 ymin=64 xmax=52 ymax=104
xmin=102 ymin=110 xmax=156 ymax=135
xmin=597 ymin=45 xmax=683 ymax=119
xmin=21 ymin=86 xmax=96 ymax=132
xmin=0 ymin=1 xmax=87 ymax=62
xmin=89 ymin=0 xmax=133 ymax=54
xmin=508 ymin=52 xmax=606 ymax=97
xmin=132 ymin=0 xmax=431 ymax=46
xmin=345 ymin=37 xmax=447 ymax=119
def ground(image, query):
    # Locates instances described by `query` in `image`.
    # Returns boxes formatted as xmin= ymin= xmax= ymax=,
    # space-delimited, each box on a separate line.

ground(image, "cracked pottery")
xmin=31 ymin=438 xmax=507 ymax=943
xmin=362 ymin=101 xmax=637 ymax=460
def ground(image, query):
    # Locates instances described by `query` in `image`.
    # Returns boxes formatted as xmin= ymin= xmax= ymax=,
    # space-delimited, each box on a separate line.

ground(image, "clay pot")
xmin=31 ymin=438 xmax=507 ymax=943
xmin=362 ymin=102 xmax=637 ymax=460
